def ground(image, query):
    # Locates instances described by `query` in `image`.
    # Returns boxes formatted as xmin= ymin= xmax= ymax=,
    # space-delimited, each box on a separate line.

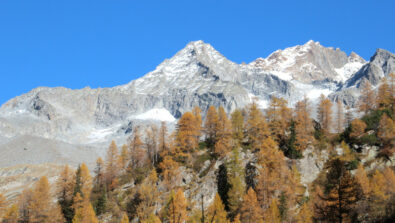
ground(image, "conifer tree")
xmin=232 ymin=214 xmax=241 ymax=223
xmin=214 ymin=106 xmax=233 ymax=157
xmin=120 ymin=212 xmax=130 ymax=223
xmin=377 ymin=114 xmax=395 ymax=145
xmin=204 ymin=105 xmax=220 ymax=148
xmin=355 ymin=164 xmax=370 ymax=195
xmin=137 ymin=169 xmax=160 ymax=221
xmin=145 ymin=125 xmax=159 ymax=166
xmin=105 ymin=141 xmax=120 ymax=189
xmin=227 ymin=148 xmax=245 ymax=219
xmin=245 ymin=102 xmax=269 ymax=150
xmin=207 ymin=193 xmax=228 ymax=223
xmin=159 ymin=121 xmax=169 ymax=155
xmin=118 ymin=144 xmax=129 ymax=171
xmin=377 ymin=77 xmax=391 ymax=109
xmin=264 ymin=199 xmax=281 ymax=223
xmin=230 ymin=109 xmax=244 ymax=145
xmin=317 ymin=94 xmax=333 ymax=135
xmin=192 ymin=106 xmax=203 ymax=141
xmin=266 ymin=96 xmax=291 ymax=143
xmin=129 ymin=127 xmax=146 ymax=168
xmin=350 ymin=119 xmax=367 ymax=138
xmin=72 ymin=202 xmax=98 ymax=223
xmin=142 ymin=213 xmax=161 ymax=223
xmin=79 ymin=163 xmax=93 ymax=199
xmin=240 ymin=188 xmax=263 ymax=223
xmin=29 ymin=176 xmax=65 ymax=223
xmin=296 ymin=202 xmax=313 ymax=223
xmin=57 ymin=165 xmax=75 ymax=223
xmin=159 ymin=156 xmax=180 ymax=190
xmin=18 ymin=188 xmax=33 ymax=223
xmin=177 ymin=111 xmax=199 ymax=155
xmin=358 ymin=81 xmax=376 ymax=114
xmin=163 ymin=189 xmax=188 ymax=223
xmin=336 ymin=99 xmax=345 ymax=133
xmin=0 ymin=192 xmax=7 ymax=218
xmin=294 ymin=97 xmax=314 ymax=151
xmin=314 ymin=158 xmax=361 ymax=223
xmin=2 ymin=204 xmax=19 ymax=223
xmin=369 ymin=170 xmax=388 ymax=220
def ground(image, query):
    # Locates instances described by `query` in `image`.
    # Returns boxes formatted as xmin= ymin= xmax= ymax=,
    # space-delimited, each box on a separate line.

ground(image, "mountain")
xmin=0 ymin=40 xmax=393 ymax=169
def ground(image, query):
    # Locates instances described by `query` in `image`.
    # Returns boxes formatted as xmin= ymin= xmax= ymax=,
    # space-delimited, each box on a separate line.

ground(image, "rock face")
xmin=0 ymin=40 xmax=393 ymax=168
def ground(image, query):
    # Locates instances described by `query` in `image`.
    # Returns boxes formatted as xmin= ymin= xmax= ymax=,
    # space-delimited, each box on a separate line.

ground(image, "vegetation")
xmin=1 ymin=76 xmax=394 ymax=223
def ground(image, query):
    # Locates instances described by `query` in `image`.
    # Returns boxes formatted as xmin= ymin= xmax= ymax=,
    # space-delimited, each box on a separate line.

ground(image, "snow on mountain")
xmin=134 ymin=108 xmax=176 ymax=122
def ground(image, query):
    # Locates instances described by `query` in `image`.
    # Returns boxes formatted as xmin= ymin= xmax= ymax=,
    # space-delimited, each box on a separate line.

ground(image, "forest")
xmin=0 ymin=75 xmax=394 ymax=223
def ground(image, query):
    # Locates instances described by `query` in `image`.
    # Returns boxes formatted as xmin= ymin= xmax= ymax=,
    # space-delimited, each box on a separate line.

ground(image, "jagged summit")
xmin=0 ymin=40 xmax=393 ymax=169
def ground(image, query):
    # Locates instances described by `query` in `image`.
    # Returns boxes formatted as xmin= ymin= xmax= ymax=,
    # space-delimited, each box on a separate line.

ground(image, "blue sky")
xmin=0 ymin=0 xmax=394 ymax=105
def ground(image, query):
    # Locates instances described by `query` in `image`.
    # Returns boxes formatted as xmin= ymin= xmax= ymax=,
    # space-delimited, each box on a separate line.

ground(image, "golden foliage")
xmin=240 ymin=188 xmax=263 ymax=223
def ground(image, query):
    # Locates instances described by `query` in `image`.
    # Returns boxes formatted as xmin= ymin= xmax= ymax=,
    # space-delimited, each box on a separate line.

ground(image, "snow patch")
xmin=134 ymin=108 xmax=176 ymax=122
xmin=248 ymin=94 xmax=269 ymax=109
xmin=334 ymin=61 xmax=366 ymax=83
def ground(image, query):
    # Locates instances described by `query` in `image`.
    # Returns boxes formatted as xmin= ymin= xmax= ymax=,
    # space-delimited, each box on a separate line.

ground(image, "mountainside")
xmin=0 ymin=40 xmax=393 ymax=168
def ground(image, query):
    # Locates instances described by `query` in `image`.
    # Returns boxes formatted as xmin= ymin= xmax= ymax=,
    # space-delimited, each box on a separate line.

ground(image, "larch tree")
xmin=204 ymin=105 xmax=220 ymax=148
xmin=266 ymin=96 xmax=291 ymax=143
xmin=377 ymin=114 xmax=395 ymax=145
xmin=0 ymin=192 xmax=7 ymax=218
xmin=163 ymin=189 xmax=188 ymax=223
xmin=230 ymin=109 xmax=244 ymax=145
xmin=214 ymin=106 xmax=233 ymax=158
xmin=350 ymin=119 xmax=367 ymax=138
xmin=377 ymin=77 xmax=391 ymax=109
xmin=120 ymin=212 xmax=130 ymax=223
xmin=358 ymin=81 xmax=376 ymax=114
xmin=94 ymin=157 xmax=105 ymax=190
xmin=159 ymin=156 xmax=180 ymax=190
xmin=105 ymin=140 xmax=120 ymax=190
xmin=159 ymin=121 xmax=169 ymax=156
xmin=294 ymin=97 xmax=314 ymax=151
xmin=227 ymin=148 xmax=245 ymax=219
xmin=355 ymin=164 xmax=371 ymax=196
xmin=314 ymin=158 xmax=361 ymax=223
xmin=192 ymin=106 xmax=203 ymax=142
xmin=145 ymin=125 xmax=159 ymax=166
xmin=176 ymin=111 xmax=199 ymax=158
xmin=18 ymin=188 xmax=33 ymax=223
xmin=72 ymin=201 xmax=98 ymax=223
xmin=57 ymin=165 xmax=75 ymax=223
xmin=29 ymin=176 xmax=65 ymax=223
xmin=296 ymin=201 xmax=313 ymax=223
xmin=2 ymin=204 xmax=19 ymax=223
xmin=129 ymin=127 xmax=146 ymax=169
xmin=336 ymin=99 xmax=345 ymax=133
xmin=118 ymin=144 xmax=129 ymax=171
xmin=240 ymin=188 xmax=263 ymax=223
xmin=142 ymin=214 xmax=161 ymax=223
xmin=207 ymin=193 xmax=228 ymax=223
xmin=232 ymin=214 xmax=241 ymax=223
xmin=137 ymin=169 xmax=160 ymax=221
xmin=369 ymin=170 xmax=388 ymax=220
xmin=317 ymin=94 xmax=333 ymax=135
xmin=245 ymin=102 xmax=269 ymax=150
xmin=263 ymin=199 xmax=281 ymax=223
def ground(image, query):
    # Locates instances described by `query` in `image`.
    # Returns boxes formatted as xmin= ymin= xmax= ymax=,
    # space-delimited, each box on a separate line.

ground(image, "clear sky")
xmin=0 ymin=0 xmax=394 ymax=105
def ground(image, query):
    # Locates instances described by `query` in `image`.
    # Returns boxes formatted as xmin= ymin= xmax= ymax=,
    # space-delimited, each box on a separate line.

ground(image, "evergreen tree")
xmin=216 ymin=164 xmax=230 ymax=211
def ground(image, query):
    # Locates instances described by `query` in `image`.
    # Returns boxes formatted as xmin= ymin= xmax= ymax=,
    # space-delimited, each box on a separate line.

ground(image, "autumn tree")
xmin=204 ymin=105 xmax=220 ymax=148
xmin=176 ymin=111 xmax=199 ymax=158
xmin=72 ymin=199 xmax=98 ymax=223
xmin=207 ymin=193 xmax=228 ymax=223
xmin=350 ymin=119 xmax=367 ymax=138
xmin=266 ymin=96 xmax=291 ymax=143
xmin=214 ymin=106 xmax=233 ymax=157
xmin=358 ymin=81 xmax=376 ymax=114
xmin=18 ymin=189 xmax=33 ymax=223
xmin=118 ymin=144 xmax=129 ymax=171
xmin=377 ymin=113 xmax=395 ymax=145
xmin=263 ymin=199 xmax=281 ymax=223
xmin=129 ymin=127 xmax=146 ymax=168
xmin=317 ymin=94 xmax=333 ymax=135
xmin=57 ymin=165 xmax=75 ymax=223
xmin=29 ymin=176 xmax=65 ymax=223
xmin=159 ymin=156 xmax=180 ymax=190
xmin=294 ymin=97 xmax=314 ymax=151
xmin=230 ymin=109 xmax=244 ymax=145
xmin=296 ymin=201 xmax=313 ymax=223
xmin=314 ymin=158 xmax=361 ymax=223
xmin=336 ymin=99 xmax=345 ymax=133
xmin=145 ymin=125 xmax=159 ymax=166
xmin=377 ymin=77 xmax=391 ymax=109
xmin=2 ymin=204 xmax=19 ymax=223
xmin=355 ymin=164 xmax=370 ymax=196
xmin=136 ymin=169 xmax=160 ymax=221
xmin=0 ymin=192 xmax=7 ymax=218
xmin=245 ymin=102 xmax=269 ymax=150
xmin=162 ymin=189 xmax=188 ymax=223
xmin=227 ymin=148 xmax=245 ymax=219
xmin=240 ymin=188 xmax=263 ymax=223
xmin=74 ymin=163 xmax=92 ymax=199
xmin=192 ymin=106 xmax=203 ymax=141
xmin=159 ymin=121 xmax=169 ymax=156
xmin=120 ymin=213 xmax=130 ymax=223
